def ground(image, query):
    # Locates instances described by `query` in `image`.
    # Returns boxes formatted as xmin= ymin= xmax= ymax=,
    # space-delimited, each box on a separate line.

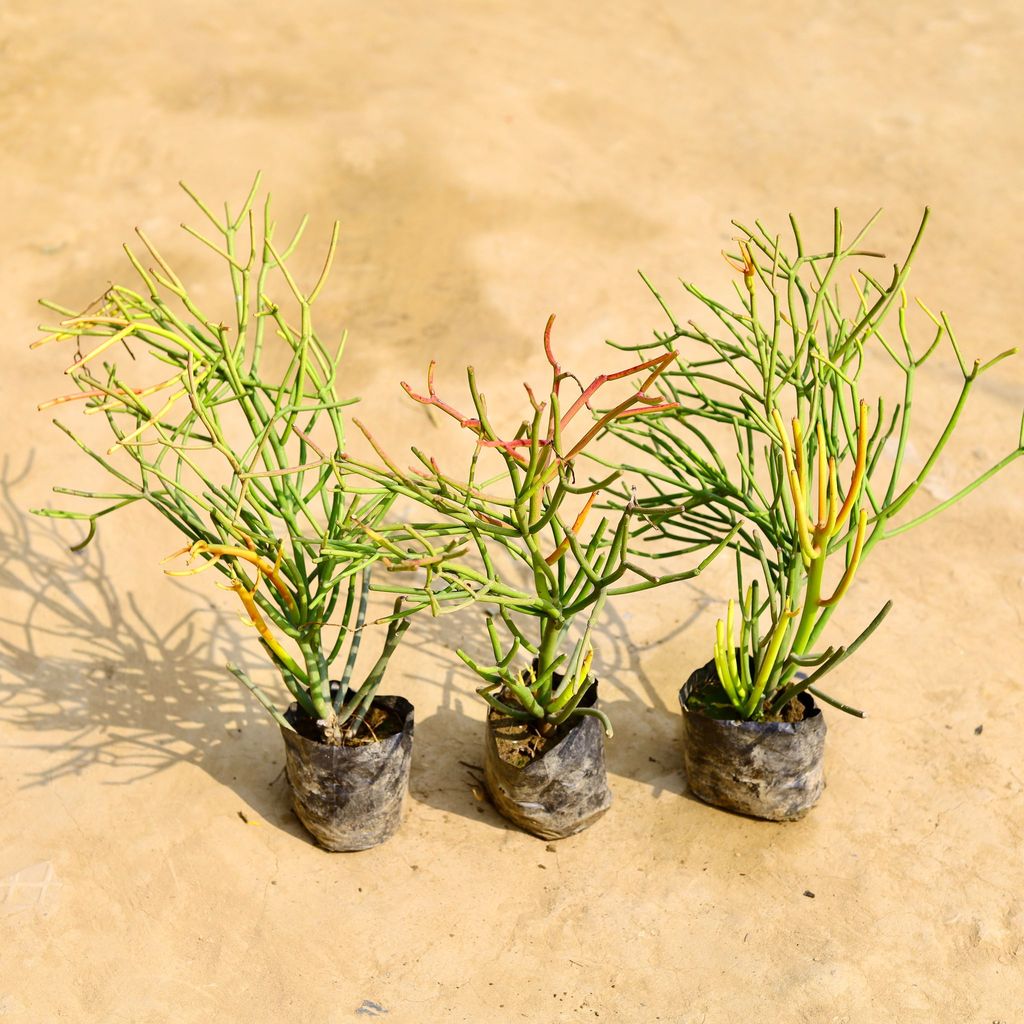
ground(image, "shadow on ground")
xmin=1 ymin=445 xmax=715 ymax=844
xmin=0 ymin=453 xmax=313 ymax=838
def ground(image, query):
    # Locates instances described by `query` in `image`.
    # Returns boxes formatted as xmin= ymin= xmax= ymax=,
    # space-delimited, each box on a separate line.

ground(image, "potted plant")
xmin=610 ymin=209 xmax=1024 ymax=819
xmin=349 ymin=316 xmax=734 ymax=838
xmin=31 ymin=179 xmax=431 ymax=850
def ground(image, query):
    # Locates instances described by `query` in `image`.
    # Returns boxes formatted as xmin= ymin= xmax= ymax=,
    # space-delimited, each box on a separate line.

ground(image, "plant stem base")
xmin=483 ymin=688 xmax=612 ymax=840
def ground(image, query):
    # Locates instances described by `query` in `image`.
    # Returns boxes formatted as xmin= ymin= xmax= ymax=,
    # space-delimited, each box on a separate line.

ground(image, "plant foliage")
xmin=611 ymin=210 xmax=1023 ymax=719
xmin=348 ymin=316 xmax=734 ymax=735
xmin=33 ymin=178 xmax=415 ymax=743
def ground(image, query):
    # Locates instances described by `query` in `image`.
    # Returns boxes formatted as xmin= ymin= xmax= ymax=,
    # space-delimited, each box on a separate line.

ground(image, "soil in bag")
xmin=282 ymin=694 xmax=414 ymax=851
xmin=484 ymin=683 xmax=612 ymax=840
xmin=679 ymin=658 xmax=826 ymax=821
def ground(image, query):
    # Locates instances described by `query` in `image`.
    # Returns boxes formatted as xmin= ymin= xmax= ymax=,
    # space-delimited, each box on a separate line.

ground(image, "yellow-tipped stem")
xmin=62 ymin=322 xmax=138 ymax=374
xmin=835 ymin=400 xmax=869 ymax=532
xmin=775 ymin=410 xmax=819 ymax=562
xmin=790 ymin=468 xmax=819 ymax=563
xmin=576 ymin=649 xmax=594 ymax=692
xmin=793 ymin=418 xmax=808 ymax=500
xmin=714 ymin=617 xmax=741 ymax=706
xmin=182 ymin=541 xmax=296 ymax=609
xmin=816 ymin=422 xmax=828 ymax=528
xmin=821 ymin=508 xmax=869 ymax=607
xmin=164 ymin=552 xmax=222 ymax=577
xmin=105 ymin=388 xmax=188 ymax=454
xmin=160 ymin=544 xmax=193 ymax=565
xmin=751 ymin=599 xmax=798 ymax=695
xmin=231 ymin=582 xmax=307 ymax=683
xmin=772 ymin=408 xmax=796 ymax=479
xmin=545 ymin=490 xmax=597 ymax=565
xmin=725 ymin=598 xmax=745 ymax=700
xmin=826 ymin=457 xmax=839 ymax=536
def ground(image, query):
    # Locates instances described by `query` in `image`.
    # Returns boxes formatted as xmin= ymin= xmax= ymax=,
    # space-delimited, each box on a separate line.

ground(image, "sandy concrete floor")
xmin=2 ymin=2 xmax=1023 ymax=1021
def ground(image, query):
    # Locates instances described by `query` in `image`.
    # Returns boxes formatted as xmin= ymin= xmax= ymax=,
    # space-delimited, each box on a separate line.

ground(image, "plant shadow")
xmin=593 ymin=593 xmax=714 ymax=800
xmin=0 ymin=453 xmax=310 ymax=842
xmin=398 ymin=609 xmax=513 ymax=832
xmin=2 ymin=439 xmax=717 ymax=841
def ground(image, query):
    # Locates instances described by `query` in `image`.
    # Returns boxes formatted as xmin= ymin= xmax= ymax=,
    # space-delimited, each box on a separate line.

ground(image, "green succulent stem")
xmin=610 ymin=209 xmax=1021 ymax=720
xmin=34 ymin=180 xmax=427 ymax=744
xmin=351 ymin=320 xmax=722 ymax=737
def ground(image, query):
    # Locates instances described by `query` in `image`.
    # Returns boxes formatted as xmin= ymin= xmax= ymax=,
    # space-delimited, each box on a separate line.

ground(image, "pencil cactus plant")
xmin=610 ymin=208 xmax=1024 ymax=720
xmin=348 ymin=316 xmax=733 ymax=736
xmin=32 ymin=178 xmax=418 ymax=744
xmin=708 ymin=401 xmax=882 ymax=719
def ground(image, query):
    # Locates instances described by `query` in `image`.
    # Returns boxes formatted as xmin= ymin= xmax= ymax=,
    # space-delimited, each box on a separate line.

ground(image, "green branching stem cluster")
xmin=344 ymin=316 xmax=735 ymax=736
xmin=33 ymin=178 xmax=416 ymax=743
xmin=610 ymin=209 xmax=1023 ymax=720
